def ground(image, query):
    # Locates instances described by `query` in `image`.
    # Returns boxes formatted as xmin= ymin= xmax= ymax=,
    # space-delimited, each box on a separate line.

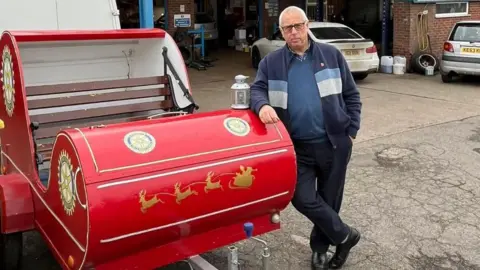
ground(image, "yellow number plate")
xmin=461 ymin=47 xmax=480 ymax=54
xmin=342 ymin=49 xmax=360 ymax=56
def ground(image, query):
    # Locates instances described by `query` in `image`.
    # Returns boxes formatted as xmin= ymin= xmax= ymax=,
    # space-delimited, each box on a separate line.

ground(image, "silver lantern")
xmin=231 ymin=75 xmax=250 ymax=109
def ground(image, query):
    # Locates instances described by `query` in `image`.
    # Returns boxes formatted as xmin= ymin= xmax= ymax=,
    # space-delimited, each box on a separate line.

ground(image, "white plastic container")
xmin=393 ymin=63 xmax=405 ymax=75
xmin=425 ymin=66 xmax=434 ymax=76
xmin=380 ymin=56 xmax=393 ymax=73
xmin=393 ymin=56 xmax=407 ymax=73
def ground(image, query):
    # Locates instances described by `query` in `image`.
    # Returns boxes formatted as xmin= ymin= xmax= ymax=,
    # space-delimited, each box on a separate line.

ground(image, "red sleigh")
xmin=0 ymin=28 xmax=296 ymax=270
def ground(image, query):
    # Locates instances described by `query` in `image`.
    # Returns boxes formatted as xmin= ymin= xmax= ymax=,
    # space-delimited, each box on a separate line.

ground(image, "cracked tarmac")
xmin=197 ymin=116 xmax=480 ymax=270
xmin=20 ymin=55 xmax=480 ymax=269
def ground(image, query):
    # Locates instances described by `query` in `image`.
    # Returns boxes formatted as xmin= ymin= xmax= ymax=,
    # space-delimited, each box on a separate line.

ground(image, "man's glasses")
xmin=281 ymin=21 xmax=307 ymax=33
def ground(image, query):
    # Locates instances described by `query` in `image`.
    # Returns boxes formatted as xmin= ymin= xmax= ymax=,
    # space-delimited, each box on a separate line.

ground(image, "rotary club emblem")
xmin=58 ymin=150 xmax=76 ymax=216
xmin=124 ymin=131 xmax=156 ymax=154
xmin=224 ymin=117 xmax=250 ymax=137
xmin=1 ymin=46 xmax=15 ymax=117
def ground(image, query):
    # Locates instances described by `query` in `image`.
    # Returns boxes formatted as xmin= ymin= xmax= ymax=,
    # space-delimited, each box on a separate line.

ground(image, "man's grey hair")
xmin=278 ymin=6 xmax=309 ymax=27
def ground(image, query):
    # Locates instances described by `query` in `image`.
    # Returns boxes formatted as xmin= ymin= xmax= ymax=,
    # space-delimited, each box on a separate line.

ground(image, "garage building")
xmin=126 ymin=0 xmax=479 ymax=70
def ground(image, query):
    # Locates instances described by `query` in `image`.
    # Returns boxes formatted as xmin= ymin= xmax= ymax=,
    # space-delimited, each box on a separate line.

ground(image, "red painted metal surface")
xmin=8 ymin=29 xmax=166 ymax=43
xmin=0 ymin=29 xmax=297 ymax=270
xmin=47 ymin=109 xmax=296 ymax=269
xmin=0 ymin=174 xmax=34 ymax=233
xmin=0 ymin=31 xmax=75 ymax=268
xmin=0 ymin=30 xmax=39 ymax=233
xmin=0 ymin=32 xmax=37 ymax=181
xmin=95 ymin=214 xmax=275 ymax=270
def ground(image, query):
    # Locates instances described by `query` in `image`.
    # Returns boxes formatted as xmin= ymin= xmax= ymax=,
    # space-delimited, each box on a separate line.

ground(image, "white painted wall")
xmin=0 ymin=0 xmax=121 ymax=33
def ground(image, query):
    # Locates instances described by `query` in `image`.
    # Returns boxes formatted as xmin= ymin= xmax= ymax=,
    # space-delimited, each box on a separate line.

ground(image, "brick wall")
xmin=393 ymin=1 xmax=480 ymax=66
xmin=392 ymin=2 xmax=411 ymax=60
xmin=166 ymin=0 xmax=195 ymax=38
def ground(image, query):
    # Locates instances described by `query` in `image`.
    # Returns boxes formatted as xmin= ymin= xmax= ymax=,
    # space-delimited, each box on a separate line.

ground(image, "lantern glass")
xmin=231 ymin=89 xmax=250 ymax=109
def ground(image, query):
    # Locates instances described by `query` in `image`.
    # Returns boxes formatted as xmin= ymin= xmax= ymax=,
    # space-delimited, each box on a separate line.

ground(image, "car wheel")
xmin=441 ymin=73 xmax=454 ymax=83
xmin=0 ymin=232 xmax=23 ymax=270
xmin=353 ymin=73 xmax=368 ymax=81
xmin=411 ymin=51 xmax=440 ymax=74
xmin=252 ymin=47 xmax=261 ymax=69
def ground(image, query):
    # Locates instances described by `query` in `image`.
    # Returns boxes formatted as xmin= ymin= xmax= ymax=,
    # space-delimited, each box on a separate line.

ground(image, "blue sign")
xmin=174 ymin=14 xmax=191 ymax=28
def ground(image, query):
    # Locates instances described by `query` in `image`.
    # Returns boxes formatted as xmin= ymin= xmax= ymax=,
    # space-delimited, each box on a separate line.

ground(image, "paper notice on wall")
xmin=268 ymin=0 xmax=279 ymax=16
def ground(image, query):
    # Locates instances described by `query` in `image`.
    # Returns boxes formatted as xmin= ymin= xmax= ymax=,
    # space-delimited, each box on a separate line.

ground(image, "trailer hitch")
xmin=227 ymin=222 xmax=271 ymax=270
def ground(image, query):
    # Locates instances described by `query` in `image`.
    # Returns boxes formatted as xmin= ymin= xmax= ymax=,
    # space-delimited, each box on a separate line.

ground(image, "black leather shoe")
xmin=329 ymin=227 xmax=361 ymax=269
xmin=311 ymin=251 xmax=329 ymax=270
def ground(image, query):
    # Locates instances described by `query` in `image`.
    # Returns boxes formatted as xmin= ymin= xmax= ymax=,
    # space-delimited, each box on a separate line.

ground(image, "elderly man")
xmin=250 ymin=6 xmax=362 ymax=270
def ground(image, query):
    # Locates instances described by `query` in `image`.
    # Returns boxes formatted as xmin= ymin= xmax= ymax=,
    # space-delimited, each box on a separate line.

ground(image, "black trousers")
xmin=291 ymin=136 xmax=352 ymax=253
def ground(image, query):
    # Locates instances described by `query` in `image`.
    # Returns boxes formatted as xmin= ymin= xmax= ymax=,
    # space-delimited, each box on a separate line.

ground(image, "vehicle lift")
xmin=186 ymin=25 xmax=214 ymax=71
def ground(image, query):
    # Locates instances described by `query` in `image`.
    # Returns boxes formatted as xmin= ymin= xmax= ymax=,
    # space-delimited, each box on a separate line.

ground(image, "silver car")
xmin=194 ymin=13 xmax=218 ymax=41
xmin=440 ymin=20 xmax=480 ymax=83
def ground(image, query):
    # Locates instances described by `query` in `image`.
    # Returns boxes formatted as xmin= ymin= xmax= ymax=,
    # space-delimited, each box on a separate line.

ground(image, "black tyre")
xmin=441 ymin=73 xmax=454 ymax=83
xmin=353 ymin=73 xmax=368 ymax=81
xmin=0 ymin=232 xmax=23 ymax=270
xmin=411 ymin=51 xmax=440 ymax=74
xmin=179 ymin=46 xmax=191 ymax=62
xmin=251 ymin=47 xmax=261 ymax=69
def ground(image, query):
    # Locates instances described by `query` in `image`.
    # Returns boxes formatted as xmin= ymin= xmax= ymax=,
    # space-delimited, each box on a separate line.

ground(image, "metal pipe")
xmin=251 ymin=236 xmax=267 ymax=246
xmin=187 ymin=255 xmax=219 ymax=270
xmin=227 ymin=246 xmax=239 ymax=270
xmin=250 ymin=237 xmax=270 ymax=270
xmin=261 ymin=247 xmax=271 ymax=270
xmin=381 ymin=0 xmax=391 ymax=56
xmin=139 ymin=0 xmax=154 ymax=28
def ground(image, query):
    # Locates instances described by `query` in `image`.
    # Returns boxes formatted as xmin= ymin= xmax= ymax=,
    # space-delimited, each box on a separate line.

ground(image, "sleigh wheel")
xmin=0 ymin=232 xmax=23 ymax=270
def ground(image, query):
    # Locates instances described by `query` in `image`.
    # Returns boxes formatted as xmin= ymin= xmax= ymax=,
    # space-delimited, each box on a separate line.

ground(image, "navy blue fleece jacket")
xmin=250 ymin=41 xmax=362 ymax=147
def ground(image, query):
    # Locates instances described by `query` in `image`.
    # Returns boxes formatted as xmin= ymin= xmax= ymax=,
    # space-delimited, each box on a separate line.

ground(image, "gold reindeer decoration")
xmin=174 ymin=182 xmax=198 ymax=204
xmin=138 ymin=165 xmax=258 ymax=212
xmin=204 ymin=171 xmax=223 ymax=193
xmin=139 ymin=189 xmax=164 ymax=213
xmin=229 ymin=165 xmax=257 ymax=189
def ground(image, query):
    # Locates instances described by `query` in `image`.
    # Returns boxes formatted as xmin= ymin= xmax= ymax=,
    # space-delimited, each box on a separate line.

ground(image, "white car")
xmin=251 ymin=22 xmax=379 ymax=80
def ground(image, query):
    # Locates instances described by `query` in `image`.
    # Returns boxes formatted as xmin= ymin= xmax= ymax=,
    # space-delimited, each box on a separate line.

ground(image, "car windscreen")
xmin=309 ymin=27 xmax=362 ymax=40
xmin=195 ymin=13 xmax=214 ymax=24
xmin=449 ymin=23 xmax=480 ymax=42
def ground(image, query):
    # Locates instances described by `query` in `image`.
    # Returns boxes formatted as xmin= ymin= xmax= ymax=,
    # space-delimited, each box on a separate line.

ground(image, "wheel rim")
xmin=418 ymin=54 xmax=436 ymax=68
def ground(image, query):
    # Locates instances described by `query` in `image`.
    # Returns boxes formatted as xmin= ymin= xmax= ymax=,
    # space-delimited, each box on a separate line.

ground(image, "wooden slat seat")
xmin=27 ymin=75 xmax=176 ymax=164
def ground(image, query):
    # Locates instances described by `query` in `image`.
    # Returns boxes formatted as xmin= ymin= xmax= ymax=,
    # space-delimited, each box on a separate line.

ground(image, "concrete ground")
xmin=21 ymin=50 xmax=480 ymax=270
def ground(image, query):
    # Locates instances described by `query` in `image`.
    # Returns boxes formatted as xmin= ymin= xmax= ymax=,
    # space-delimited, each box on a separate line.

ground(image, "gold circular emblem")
xmin=224 ymin=117 xmax=250 ymax=137
xmin=124 ymin=131 xmax=156 ymax=154
xmin=58 ymin=150 xmax=76 ymax=216
xmin=1 ymin=46 xmax=15 ymax=117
